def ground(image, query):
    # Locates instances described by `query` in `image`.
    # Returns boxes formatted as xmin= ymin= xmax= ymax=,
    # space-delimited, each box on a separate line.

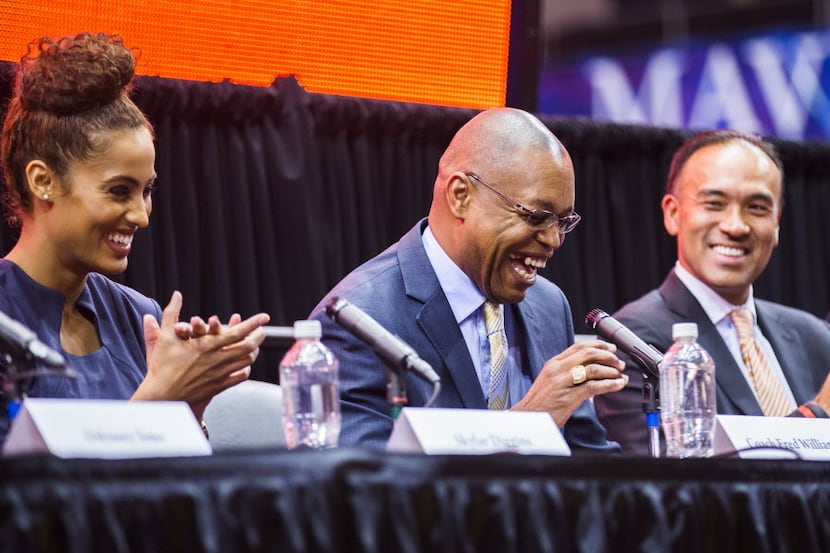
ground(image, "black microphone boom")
xmin=585 ymin=309 xmax=662 ymax=378
xmin=325 ymin=297 xmax=440 ymax=385
xmin=0 ymin=310 xmax=67 ymax=368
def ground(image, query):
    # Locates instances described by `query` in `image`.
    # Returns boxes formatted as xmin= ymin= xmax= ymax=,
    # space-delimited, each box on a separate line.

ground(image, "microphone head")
xmin=28 ymin=340 xmax=67 ymax=368
xmin=585 ymin=308 xmax=609 ymax=330
xmin=325 ymin=296 xmax=349 ymax=320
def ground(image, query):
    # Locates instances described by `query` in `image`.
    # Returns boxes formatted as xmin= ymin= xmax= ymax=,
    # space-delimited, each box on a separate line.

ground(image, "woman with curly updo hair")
xmin=0 ymin=33 xmax=269 ymax=444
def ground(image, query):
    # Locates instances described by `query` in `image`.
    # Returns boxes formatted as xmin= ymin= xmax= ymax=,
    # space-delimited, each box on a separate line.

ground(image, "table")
xmin=2 ymin=449 xmax=829 ymax=552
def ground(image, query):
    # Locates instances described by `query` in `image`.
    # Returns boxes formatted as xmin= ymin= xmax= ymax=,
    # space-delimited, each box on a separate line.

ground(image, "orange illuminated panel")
xmin=0 ymin=0 xmax=510 ymax=108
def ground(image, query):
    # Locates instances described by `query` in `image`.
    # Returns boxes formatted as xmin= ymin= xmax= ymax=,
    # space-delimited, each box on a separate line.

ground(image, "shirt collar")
xmin=422 ymin=226 xmax=485 ymax=323
xmin=673 ymin=261 xmax=757 ymax=324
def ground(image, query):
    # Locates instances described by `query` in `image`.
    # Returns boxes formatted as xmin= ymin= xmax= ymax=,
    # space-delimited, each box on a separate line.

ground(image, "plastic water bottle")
xmin=659 ymin=322 xmax=716 ymax=458
xmin=279 ymin=320 xmax=341 ymax=449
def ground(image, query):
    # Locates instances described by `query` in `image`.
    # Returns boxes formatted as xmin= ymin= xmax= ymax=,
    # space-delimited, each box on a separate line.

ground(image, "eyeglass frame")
xmin=464 ymin=172 xmax=581 ymax=233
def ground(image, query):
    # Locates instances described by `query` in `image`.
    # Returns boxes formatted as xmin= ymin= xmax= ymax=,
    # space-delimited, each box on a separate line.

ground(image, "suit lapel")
xmin=757 ymin=303 xmax=813 ymax=404
xmin=418 ymin=298 xmax=487 ymax=407
xmin=516 ymin=291 xmax=550 ymax=380
xmin=398 ymin=220 xmax=486 ymax=408
xmin=660 ymin=271 xmax=763 ymax=415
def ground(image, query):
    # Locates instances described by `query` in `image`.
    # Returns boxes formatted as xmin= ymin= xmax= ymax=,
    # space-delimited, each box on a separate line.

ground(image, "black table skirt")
xmin=2 ymin=449 xmax=829 ymax=552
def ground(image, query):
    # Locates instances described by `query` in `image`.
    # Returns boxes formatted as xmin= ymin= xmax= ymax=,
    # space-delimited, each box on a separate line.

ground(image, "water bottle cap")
xmin=672 ymin=322 xmax=698 ymax=340
xmin=293 ymin=320 xmax=322 ymax=339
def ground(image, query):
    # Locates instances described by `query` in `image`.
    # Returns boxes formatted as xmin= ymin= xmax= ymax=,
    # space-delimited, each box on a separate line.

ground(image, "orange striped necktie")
xmin=730 ymin=308 xmax=792 ymax=416
xmin=483 ymin=301 xmax=508 ymax=410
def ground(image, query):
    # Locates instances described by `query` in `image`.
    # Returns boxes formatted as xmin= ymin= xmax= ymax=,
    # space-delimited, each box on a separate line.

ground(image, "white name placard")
xmin=2 ymin=398 xmax=212 ymax=459
xmin=714 ymin=414 xmax=830 ymax=460
xmin=387 ymin=407 xmax=571 ymax=456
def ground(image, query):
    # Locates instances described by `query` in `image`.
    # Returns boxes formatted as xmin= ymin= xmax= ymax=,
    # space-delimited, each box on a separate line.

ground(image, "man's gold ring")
xmin=571 ymin=364 xmax=587 ymax=386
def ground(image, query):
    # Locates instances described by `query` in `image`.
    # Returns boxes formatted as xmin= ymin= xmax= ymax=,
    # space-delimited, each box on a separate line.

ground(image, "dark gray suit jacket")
xmin=310 ymin=219 xmax=617 ymax=452
xmin=594 ymin=269 xmax=830 ymax=455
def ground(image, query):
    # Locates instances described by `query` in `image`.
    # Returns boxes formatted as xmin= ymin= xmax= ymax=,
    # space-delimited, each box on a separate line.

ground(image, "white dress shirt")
xmin=674 ymin=262 xmax=797 ymax=410
xmin=422 ymin=227 xmax=531 ymax=406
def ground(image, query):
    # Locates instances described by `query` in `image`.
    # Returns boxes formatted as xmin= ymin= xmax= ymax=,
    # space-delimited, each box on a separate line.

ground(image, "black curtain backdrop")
xmin=2 ymin=61 xmax=829 ymax=381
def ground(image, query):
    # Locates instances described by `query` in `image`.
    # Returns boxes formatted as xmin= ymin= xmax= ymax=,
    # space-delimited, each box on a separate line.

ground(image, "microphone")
xmin=0 ymin=310 xmax=67 ymax=368
xmin=585 ymin=309 xmax=662 ymax=377
xmin=325 ymin=297 xmax=440 ymax=385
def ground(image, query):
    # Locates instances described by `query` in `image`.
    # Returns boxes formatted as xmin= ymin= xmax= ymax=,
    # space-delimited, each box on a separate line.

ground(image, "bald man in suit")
xmin=311 ymin=108 xmax=628 ymax=451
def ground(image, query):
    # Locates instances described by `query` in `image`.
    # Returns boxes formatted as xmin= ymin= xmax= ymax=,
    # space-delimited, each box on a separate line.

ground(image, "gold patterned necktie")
xmin=730 ymin=308 xmax=792 ymax=416
xmin=483 ymin=301 xmax=509 ymax=409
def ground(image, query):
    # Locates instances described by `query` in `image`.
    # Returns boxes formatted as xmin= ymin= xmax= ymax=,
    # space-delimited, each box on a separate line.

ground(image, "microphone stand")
xmin=1 ymin=349 xmax=74 ymax=422
xmin=1 ymin=353 xmax=32 ymax=421
xmin=641 ymin=371 xmax=661 ymax=458
xmin=385 ymin=368 xmax=407 ymax=420
xmin=625 ymin=352 xmax=662 ymax=458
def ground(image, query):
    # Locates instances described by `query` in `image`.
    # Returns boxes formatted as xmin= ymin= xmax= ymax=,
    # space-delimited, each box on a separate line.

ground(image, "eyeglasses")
xmin=465 ymin=172 xmax=581 ymax=233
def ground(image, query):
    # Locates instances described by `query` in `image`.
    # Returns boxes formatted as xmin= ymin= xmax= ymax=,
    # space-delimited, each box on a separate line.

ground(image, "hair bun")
xmin=18 ymin=32 xmax=136 ymax=115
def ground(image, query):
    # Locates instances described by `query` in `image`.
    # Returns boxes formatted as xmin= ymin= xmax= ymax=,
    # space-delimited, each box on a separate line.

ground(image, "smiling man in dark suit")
xmin=310 ymin=108 xmax=628 ymax=452
xmin=594 ymin=130 xmax=830 ymax=455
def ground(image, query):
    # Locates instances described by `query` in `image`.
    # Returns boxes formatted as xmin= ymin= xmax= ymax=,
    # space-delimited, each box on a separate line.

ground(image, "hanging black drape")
xmin=4 ymin=449 xmax=830 ymax=552
xmin=1 ymin=62 xmax=829 ymax=380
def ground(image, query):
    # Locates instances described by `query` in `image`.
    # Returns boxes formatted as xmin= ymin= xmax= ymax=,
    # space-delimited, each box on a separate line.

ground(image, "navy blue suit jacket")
xmin=594 ymin=269 xmax=830 ymax=455
xmin=310 ymin=220 xmax=617 ymax=452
